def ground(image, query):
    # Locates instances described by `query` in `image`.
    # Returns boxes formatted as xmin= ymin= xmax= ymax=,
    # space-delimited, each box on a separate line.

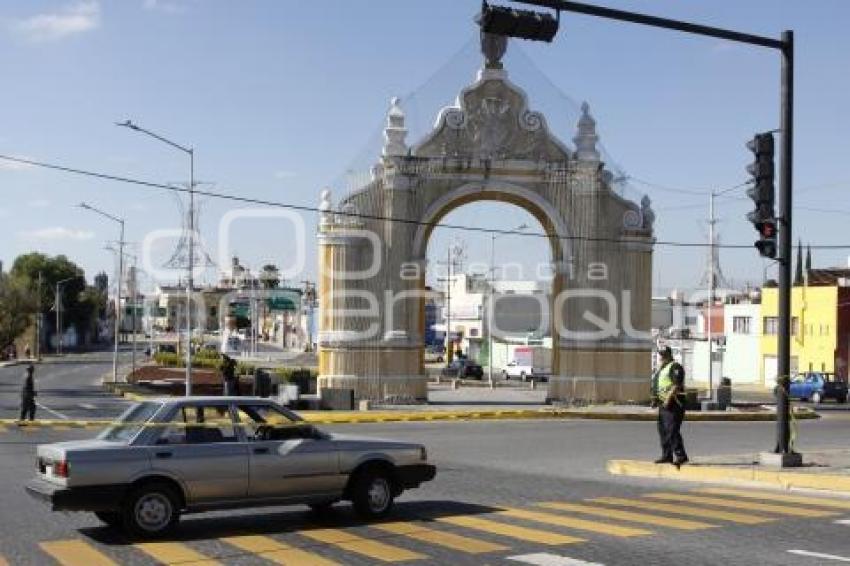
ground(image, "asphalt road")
xmin=1 ymin=353 xmax=850 ymax=565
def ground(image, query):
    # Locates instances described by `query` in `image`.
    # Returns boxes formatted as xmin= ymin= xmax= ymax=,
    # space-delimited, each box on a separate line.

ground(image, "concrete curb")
xmin=607 ymin=459 xmax=850 ymax=493
xmin=0 ymin=405 xmax=820 ymax=429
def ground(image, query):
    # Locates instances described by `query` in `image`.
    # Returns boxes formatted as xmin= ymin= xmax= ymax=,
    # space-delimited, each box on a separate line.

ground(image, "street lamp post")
xmin=79 ymin=202 xmax=124 ymax=384
xmin=488 ymin=224 xmax=528 ymax=387
xmin=55 ymin=277 xmax=75 ymax=356
xmin=118 ymin=120 xmax=195 ymax=396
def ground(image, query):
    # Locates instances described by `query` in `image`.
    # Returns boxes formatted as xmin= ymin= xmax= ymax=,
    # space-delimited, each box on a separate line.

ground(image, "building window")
xmin=732 ymin=316 xmax=751 ymax=335
xmin=791 ymin=317 xmax=799 ymax=336
xmin=470 ymin=328 xmax=479 ymax=337
xmin=764 ymin=317 xmax=778 ymax=336
xmin=685 ymin=316 xmax=697 ymax=326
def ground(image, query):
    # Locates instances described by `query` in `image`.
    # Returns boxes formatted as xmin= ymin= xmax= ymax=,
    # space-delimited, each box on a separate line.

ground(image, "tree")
xmin=9 ymin=253 xmax=97 ymax=341
xmin=0 ymin=274 xmax=36 ymax=351
xmin=260 ymin=264 xmax=280 ymax=289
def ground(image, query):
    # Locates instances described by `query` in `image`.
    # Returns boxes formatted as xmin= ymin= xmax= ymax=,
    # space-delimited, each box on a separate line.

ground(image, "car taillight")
xmin=54 ymin=461 xmax=69 ymax=478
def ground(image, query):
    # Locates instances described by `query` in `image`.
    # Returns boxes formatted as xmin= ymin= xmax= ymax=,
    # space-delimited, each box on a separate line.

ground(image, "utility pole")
xmin=707 ymin=191 xmax=716 ymax=398
xmin=36 ymin=272 xmax=42 ymax=360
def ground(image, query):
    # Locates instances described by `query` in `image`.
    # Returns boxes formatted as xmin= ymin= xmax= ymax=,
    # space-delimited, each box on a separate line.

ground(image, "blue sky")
xmin=1 ymin=0 xmax=848 ymax=294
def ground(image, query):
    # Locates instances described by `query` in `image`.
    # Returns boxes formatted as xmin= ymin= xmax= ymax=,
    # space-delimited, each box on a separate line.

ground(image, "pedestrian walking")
xmin=651 ymin=346 xmax=688 ymax=467
xmin=20 ymin=364 xmax=37 ymax=422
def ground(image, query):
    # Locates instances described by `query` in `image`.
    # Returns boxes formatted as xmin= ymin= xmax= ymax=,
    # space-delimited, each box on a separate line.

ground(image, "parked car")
xmin=221 ymin=335 xmax=242 ymax=355
xmin=424 ymin=346 xmax=444 ymax=363
xmin=441 ymin=358 xmax=484 ymax=380
xmin=787 ymin=372 xmax=848 ymax=404
xmin=26 ymin=398 xmax=436 ymax=538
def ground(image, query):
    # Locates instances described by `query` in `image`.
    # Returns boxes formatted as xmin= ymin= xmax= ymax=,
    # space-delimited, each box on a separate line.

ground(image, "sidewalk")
xmin=609 ymin=449 xmax=850 ymax=494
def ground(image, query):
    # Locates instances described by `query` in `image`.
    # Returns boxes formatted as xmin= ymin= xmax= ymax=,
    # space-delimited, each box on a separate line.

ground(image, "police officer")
xmin=20 ymin=364 xmax=37 ymax=421
xmin=651 ymin=346 xmax=688 ymax=467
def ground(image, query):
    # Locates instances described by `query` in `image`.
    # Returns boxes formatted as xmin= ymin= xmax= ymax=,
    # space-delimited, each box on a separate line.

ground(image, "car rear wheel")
xmin=94 ymin=511 xmax=121 ymax=527
xmin=520 ymin=371 xmax=527 ymax=382
xmin=122 ymin=482 xmax=181 ymax=539
xmin=811 ymin=392 xmax=822 ymax=404
xmin=352 ymin=468 xmax=395 ymax=519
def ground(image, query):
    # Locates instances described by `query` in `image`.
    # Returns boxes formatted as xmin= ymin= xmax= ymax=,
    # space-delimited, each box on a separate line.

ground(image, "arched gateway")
xmin=317 ymin=35 xmax=656 ymax=404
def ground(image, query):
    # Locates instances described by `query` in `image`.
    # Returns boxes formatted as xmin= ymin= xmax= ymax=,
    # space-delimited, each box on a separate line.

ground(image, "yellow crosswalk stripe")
xmin=299 ymin=528 xmax=426 ymax=562
xmin=590 ymin=497 xmax=774 ymax=525
xmin=644 ymin=493 xmax=839 ymax=518
xmin=436 ymin=515 xmax=584 ymax=545
xmin=696 ymin=487 xmax=850 ymax=510
xmin=40 ymin=540 xmax=117 ymax=566
xmin=222 ymin=535 xmax=340 ymax=566
xmin=537 ymin=501 xmax=716 ymax=530
xmin=498 ymin=507 xmax=652 ymax=538
xmin=374 ymin=521 xmax=508 ymax=554
xmin=135 ymin=542 xmax=222 ymax=565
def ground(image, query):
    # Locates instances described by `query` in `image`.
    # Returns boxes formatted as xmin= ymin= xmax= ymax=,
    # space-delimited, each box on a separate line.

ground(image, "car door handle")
xmin=253 ymin=447 xmax=270 ymax=455
xmin=155 ymin=452 xmax=172 ymax=459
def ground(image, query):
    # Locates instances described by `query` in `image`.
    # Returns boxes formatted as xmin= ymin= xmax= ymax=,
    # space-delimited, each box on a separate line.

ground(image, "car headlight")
xmin=419 ymin=446 xmax=427 ymax=461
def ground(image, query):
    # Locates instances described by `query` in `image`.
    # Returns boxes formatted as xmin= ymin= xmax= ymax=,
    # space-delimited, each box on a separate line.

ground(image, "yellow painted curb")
xmin=607 ymin=459 xmax=850 ymax=493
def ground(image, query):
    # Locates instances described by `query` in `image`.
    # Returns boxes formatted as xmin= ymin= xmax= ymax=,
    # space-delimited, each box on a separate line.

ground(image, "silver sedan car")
xmin=26 ymin=397 xmax=436 ymax=538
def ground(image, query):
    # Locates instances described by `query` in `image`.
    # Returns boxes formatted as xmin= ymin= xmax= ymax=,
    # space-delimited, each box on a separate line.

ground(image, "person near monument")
xmin=220 ymin=354 xmax=238 ymax=396
xmin=651 ymin=346 xmax=688 ymax=467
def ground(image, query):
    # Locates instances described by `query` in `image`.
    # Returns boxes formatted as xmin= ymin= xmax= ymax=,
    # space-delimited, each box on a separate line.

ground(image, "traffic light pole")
xmin=775 ymin=31 xmax=795 ymax=460
xmin=500 ymin=0 xmax=796 ymax=464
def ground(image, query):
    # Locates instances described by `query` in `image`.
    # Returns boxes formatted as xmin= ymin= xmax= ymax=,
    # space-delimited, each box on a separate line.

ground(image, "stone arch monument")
xmin=317 ymin=34 xmax=655 ymax=403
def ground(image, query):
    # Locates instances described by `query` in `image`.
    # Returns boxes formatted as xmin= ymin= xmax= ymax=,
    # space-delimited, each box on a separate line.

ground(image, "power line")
xmin=5 ymin=152 xmax=850 ymax=251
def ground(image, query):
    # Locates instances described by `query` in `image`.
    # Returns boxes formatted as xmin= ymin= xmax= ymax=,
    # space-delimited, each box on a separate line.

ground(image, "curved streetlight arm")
xmin=116 ymin=120 xmax=193 ymax=155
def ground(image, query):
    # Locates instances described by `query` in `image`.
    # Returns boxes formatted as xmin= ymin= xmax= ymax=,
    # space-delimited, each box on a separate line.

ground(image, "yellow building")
xmin=760 ymin=270 xmax=850 ymax=386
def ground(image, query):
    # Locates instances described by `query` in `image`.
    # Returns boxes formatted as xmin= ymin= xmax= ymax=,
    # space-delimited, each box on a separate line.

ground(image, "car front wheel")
xmin=811 ymin=392 xmax=822 ymax=404
xmin=122 ymin=482 xmax=181 ymax=539
xmin=352 ymin=469 xmax=395 ymax=519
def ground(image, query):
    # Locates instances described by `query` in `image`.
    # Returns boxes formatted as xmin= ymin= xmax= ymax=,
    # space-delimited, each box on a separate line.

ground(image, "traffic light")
xmin=746 ymin=132 xmax=776 ymax=258
xmin=479 ymin=2 xmax=560 ymax=42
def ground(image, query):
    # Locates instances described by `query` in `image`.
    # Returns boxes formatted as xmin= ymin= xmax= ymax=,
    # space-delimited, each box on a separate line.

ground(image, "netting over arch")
xmin=325 ymin=32 xmax=643 ymax=206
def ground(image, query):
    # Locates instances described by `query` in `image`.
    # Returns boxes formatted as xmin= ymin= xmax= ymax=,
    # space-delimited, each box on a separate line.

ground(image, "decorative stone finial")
xmin=574 ymin=101 xmax=600 ymax=162
xmin=319 ymin=188 xmax=334 ymax=226
xmin=641 ymin=195 xmax=655 ymax=231
xmin=382 ymin=97 xmax=408 ymax=157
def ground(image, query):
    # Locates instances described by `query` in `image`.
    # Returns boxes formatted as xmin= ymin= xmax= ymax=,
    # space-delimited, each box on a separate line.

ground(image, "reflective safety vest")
xmin=652 ymin=362 xmax=676 ymax=402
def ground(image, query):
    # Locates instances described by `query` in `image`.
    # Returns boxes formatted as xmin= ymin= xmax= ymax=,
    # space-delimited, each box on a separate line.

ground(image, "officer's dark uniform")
xmin=651 ymin=350 xmax=688 ymax=465
xmin=20 ymin=365 xmax=36 ymax=421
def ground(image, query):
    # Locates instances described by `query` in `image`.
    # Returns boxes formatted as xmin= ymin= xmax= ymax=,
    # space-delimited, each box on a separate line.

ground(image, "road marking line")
xmin=299 ymin=528 xmax=426 ymax=562
xmin=835 ymin=519 xmax=850 ymax=525
xmin=645 ymin=493 xmax=839 ymax=518
xmin=222 ymin=535 xmax=340 ymax=566
xmin=374 ymin=521 xmax=508 ymax=553
xmin=537 ymin=501 xmax=715 ymax=530
xmin=507 ymin=552 xmax=606 ymax=566
xmin=788 ymin=549 xmax=850 ymax=562
xmin=436 ymin=515 xmax=583 ymax=545
xmin=35 ymin=402 xmax=70 ymax=420
xmin=589 ymin=497 xmax=774 ymax=525
xmin=135 ymin=542 xmax=222 ymax=565
xmin=498 ymin=508 xmax=651 ymax=538
xmin=40 ymin=540 xmax=117 ymax=566
xmin=697 ymin=487 xmax=850 ymax=510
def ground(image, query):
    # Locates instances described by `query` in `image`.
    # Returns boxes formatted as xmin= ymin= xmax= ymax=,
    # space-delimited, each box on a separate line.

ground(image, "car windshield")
xmin=99 ymin=402 xmax=162 ymax=443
